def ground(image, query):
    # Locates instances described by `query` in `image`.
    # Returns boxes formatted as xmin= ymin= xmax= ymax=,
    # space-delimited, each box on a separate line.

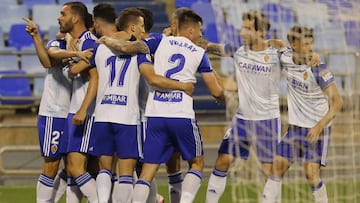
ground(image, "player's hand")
xmin=214 ymin=94 xmax=226 ymax=105
xmin=307 ymin=52 xmax=321 ymax=67
xmin=72 ymin=109 xmax=86 ymax=125
xmin=77 ymin=48 xmax=93 ymax=64
xmin=66 ymin=34 xmax=79 ymax=51
xmin=306 ymin=124 xmax=322 ymax=144
xmin=182 ymin=82 xmax=195 ymax=96
xmin=96 ymin=36 xmax=108 ymax=44
xmin=163 ymin=27 xmax=172 ymax=36
xmin=22 ymin=17 xmax=39 ymax=36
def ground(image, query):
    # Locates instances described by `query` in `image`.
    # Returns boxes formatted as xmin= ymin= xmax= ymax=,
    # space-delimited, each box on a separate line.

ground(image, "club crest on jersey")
xmin=101 ymin=94 xmax=127 ymax=105
xmin=51 ymin=144 xmax=58 ymax=154
xmin=50 ymin=40 xmax=60 ymax=47
xmin=264 ymin=54 xmax=269 ymax=62
xmin=303 ymin=72 xmax=308 ymax=80
xmin=154 ymin=91 xmax=183 ymax=102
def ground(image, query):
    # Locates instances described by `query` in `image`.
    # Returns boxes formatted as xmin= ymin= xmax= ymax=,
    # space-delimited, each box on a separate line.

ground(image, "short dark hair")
xmin=242 ymin=10 xmax=270 ymax=37
xmin=64 ymin=1 xmax=93 ymax=29
xmin=137 ymin=7 xmax=153 ymax=33
xmin=287 ymin=26 xmax=314 ymax=43
xmin=177 ymin=9 xmax=203 ymax=31
xmin=93 ymin=3 xmax=116 ymax=24
xmin=116 ymin=7 xmax=145 ymax=31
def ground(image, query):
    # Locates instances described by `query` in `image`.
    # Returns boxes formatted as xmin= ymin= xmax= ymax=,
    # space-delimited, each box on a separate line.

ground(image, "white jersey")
xmin=139 ymin=33 xmax=163 ymax=122
xmin=91 ymin=44 xmax=140 ymax=125
xmin=142 ymin=35 xmax=213 ymax=119
xmin=39 ymin=39 xmax=72 ymax=118
xmin=233 ymin=46 xmax=281 ymax=120
xmin=281 ymin=50 xmax=334 ymax=128
xmin=68 ymin=31 xmax=97 ymax=115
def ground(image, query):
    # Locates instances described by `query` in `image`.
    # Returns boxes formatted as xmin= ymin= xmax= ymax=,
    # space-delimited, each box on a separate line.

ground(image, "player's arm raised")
xmin=23 ymin=17 xmax=52 ymax=68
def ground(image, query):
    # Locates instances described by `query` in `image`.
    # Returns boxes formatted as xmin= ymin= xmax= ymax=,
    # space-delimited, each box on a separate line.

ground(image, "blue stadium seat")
xmin=0 ymin=70 xmax=34 ymax=105
xmin=176 ymin=0 xmax=208 ymax=8
xmin=0 ymin=54 xmax=19 ymax=70
xmin=2 ymin=0 xmax=18 ymax=5
xmin=21 ymin=54 xmax=45 ymax=97
xmin=203 ymin=23 xmax=219 ymax=43
xmin=0 ymin=5 xmax=29 ymax=33
xmin=22 ymin=0 xmax=56 ymax=9
xmin=313 ymin=22 xmax=348 ymax=51
xmin=193 ymin=75 xmax=225 ymax=111
xmin=292 ymin=2 xmax=329 ymax=27
xmin=21 ymin=54 xmax=44 ymax=73
xmin=8 ymin=24 xmax=40 ymax=51
xmin=344 ymin=20 xmax=360 ymax=50
xmin=0 ymin=27 xmax=5 ymax=49
xmin=191 ymin=1 xmax=216 ymax=27
xmin=58 ymin=0 xmax=92 ymax=4
xmin=261 ymin=2 xmax=296 ymax=39
xmin=32 ymin=5 xmax=61 ymax=32
xmin=328 ymin=54 xmax=356 ymax=92
xmin=47 ymin=26 xmax=60 ymax=41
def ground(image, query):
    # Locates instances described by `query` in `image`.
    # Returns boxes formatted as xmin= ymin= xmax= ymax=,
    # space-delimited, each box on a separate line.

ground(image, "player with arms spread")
xmin=262 ymin=26 xmax=343 ymax=203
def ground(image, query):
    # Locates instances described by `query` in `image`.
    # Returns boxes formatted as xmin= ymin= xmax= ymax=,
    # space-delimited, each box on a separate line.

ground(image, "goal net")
xmin=206 ymin=0 xmax=360 ymax=202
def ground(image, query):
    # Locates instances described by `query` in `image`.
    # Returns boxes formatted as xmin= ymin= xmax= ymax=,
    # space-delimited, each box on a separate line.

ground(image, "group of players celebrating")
xmin=24 ymin=1 xmax=343 ymax=203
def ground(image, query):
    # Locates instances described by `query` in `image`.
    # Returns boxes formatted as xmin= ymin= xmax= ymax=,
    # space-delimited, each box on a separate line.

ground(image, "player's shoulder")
xmin=47 ymin=38 xmax=66 ymax=49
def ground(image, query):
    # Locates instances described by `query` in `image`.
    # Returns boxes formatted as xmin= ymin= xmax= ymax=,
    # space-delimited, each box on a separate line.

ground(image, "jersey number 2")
xmin=106 ymin=56 xmax=131 ymax=87
xmin=165 ymin=54 xmax=185 ymax=81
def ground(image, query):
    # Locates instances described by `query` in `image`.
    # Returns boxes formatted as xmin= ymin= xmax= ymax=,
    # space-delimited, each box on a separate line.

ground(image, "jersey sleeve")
xmin=312 ymin=64 xmax=335 ymax=89
xmin=81 ymin=38 xmax=96 ymax=51
xmin=197 ymin=53 xmax=213 ymax=73
xmin=47 ymin=39 xmax=66 ymax=50
xmin=137 ymin=54 xmax=152 ymax=67
xmin=143 ymin=34 xmax=163 ymax=54
xmin=89 ymin=43 xmax=100 ymax=68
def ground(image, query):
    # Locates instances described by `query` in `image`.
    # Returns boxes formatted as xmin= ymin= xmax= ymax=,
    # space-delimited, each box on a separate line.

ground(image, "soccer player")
xmin=135 ymin=7 xmax=165 ymax=203
xmin=205 ymin=11 xmax=282 ymax=203
xmin=261 ymin=26 xmax=343 ymax=203
xmin=132 ymin=9 xmax=224 ymax=203
xmin=57 ymin=2 xmax=98 ymax=202
xmin=23 ymin=16 xmax=95 ymax=203
xmin=24 ymin=17 xmax=72 ymax=203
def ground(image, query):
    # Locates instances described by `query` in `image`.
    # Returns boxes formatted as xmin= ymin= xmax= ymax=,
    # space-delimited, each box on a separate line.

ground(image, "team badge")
xmin=51 ymin=145 xmax=58 ymax=154
xmin=264 ymin=55 xmax=269 ymax=62
xmin=303 ymin=72 xmax=308 ymax=80
xmin=50 ymin=41 xmax=60 ymax=47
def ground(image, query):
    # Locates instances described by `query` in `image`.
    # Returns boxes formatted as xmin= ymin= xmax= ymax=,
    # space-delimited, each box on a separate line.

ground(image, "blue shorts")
xmin=92 ymin=122 xmax=140 ymax=159
xmin=218 ymin=117 xmax=280 ymax=163
xmin=66 ymin=113 xmax=96 ymax=155
xmin=142 ymin=117 xmax=203 ymax=164
xmin=277 ymin=125 xmax=331 ymax=166
xmin=37 ymin=115 xmax=67 ymax=158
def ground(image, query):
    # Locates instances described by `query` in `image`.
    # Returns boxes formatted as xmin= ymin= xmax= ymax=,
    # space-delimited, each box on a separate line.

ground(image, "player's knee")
xmin=189 ymin=156 xmax=204 ymax=171
xmin=43 ymin=159 xmax=61 ymax=177
xmin=214 ymin=153 xmax=232 ymax=171
xmin=272 ymin=156 xmax=289 ymax=176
